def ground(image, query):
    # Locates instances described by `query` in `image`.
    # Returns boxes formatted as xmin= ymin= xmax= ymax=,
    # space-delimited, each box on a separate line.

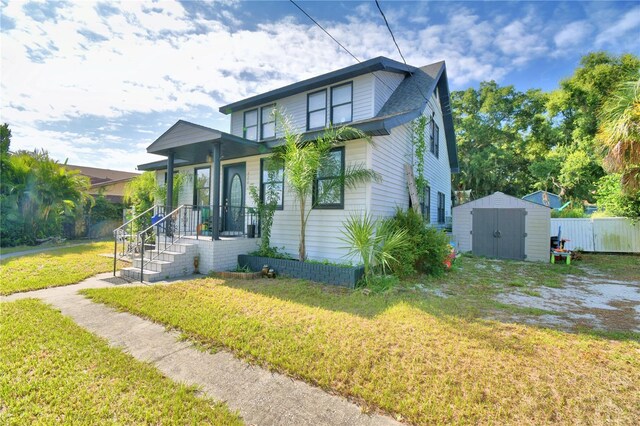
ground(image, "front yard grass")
xmin=0 ymin=299 xmax=242 ymax=425
xmin=84 ymin=270 xmax=640 ymax=425
xmin=0 ymin=242 xmax=122 ymax=295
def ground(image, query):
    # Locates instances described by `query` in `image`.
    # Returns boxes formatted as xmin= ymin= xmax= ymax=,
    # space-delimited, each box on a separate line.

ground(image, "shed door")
xmin=472 ymin=209 xmax=498 ymax=257
xmin=472 ymin=208 xmax=525 ymax=260
xmin=496 ymin=209 xmax=525 ymax=260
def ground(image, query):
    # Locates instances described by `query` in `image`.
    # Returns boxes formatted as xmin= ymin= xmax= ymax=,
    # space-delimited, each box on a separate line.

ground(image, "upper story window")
xmin=261 ymin=104 xmax=276 ymax=140
xmin=260 ymin=158 xmax=284 ymax=209
xmin=437 ymin=191 xmax=445 ymax=223
xmin=194 ymin=167 xmax=210 ymax=208
xmin=430 ymin=114 xmax=440 ymax=158
xmin=307 ymin=90 xmax=327 ymax=130
xmin=244 ymin=109 xmax=258 ymax=141
xmin=331 ymin=82 xmax=352 ymax=125
xmin=313 ymin=147 xmax=344 ymax=209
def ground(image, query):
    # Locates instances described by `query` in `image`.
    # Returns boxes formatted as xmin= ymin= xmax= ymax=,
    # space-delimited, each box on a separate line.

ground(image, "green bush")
xmin=551 ymin=206 xmax=585 ymax=218
xmin=384 ymin=208 xmax=451 ymax=277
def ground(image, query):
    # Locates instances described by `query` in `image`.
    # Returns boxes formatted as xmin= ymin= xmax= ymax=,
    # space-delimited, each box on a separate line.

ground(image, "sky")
xmin=1 ymin=0 xmax=639 ymax=172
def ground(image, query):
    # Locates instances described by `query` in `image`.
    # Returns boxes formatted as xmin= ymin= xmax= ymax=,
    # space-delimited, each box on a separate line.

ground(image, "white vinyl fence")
xmin=550 ymin=218 xmax=640 ymax=253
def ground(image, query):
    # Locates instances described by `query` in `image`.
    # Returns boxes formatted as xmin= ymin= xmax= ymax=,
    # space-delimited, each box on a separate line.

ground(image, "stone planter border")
xmin=238 ymin=255 xmax=364 ymax=289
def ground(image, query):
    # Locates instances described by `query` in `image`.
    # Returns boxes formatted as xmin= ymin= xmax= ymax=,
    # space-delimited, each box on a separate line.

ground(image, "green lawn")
xmin=0 ymin=299 xmax=242 ymax=425
xmin=84 ymin=261 xmax=640 ymax=425
xmin=0 ymin=239 xmax=91 ymax=256
xmin=0 ymin=242 xmax=122 ymax=295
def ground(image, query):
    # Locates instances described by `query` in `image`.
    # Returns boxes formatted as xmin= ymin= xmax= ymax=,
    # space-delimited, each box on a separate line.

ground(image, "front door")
xmin=222 ymin=163 xmax=246 ymax=235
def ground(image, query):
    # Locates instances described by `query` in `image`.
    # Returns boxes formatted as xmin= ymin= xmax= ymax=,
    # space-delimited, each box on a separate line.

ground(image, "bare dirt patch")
xmin=496 ymin=269 xmax=640 ymax=333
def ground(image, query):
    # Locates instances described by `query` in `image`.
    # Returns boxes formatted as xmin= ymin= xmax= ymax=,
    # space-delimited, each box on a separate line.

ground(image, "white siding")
xmin=373 ymin=71 xmax=404 ymax=115
xmin=269 ymin=139 xmax=369 ymax=263
xmin=369 ymin=123 xmax=412 ymax=219
xmin=368 ymin=101 xmax=453 ymax=226
xmin=229 ymin=74 xmax=376 ymax=138
xmin=422 ymin=100 xmax=452 ymax=225
xmin=452 ymin=192 xmax=551 ymax=262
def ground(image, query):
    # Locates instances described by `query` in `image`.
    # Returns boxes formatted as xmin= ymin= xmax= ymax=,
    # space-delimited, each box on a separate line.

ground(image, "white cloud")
xmin=595 ymin=6 xmax=640 ymax=47
xmin=554 ymin=20 xmax=593 ymax=49
xmin=2 ymin=0 xmax=624 ymax=170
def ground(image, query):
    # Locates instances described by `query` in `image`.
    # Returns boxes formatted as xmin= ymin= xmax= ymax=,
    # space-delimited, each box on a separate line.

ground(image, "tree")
xmin=595 ymin=174 xmax=640 ymax=218
xmin=596 ymin=78 xmax=640 ymax=192
xmin=1 ymin=146 xmax=91 ymax=246
xmin=451 ymin=82 xmax=555 ymax=197
xmin=271 ymin=117 xmax=380 ymax=261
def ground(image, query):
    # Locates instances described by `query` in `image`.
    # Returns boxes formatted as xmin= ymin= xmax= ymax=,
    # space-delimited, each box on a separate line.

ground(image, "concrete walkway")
xmin=1 ymin=274 xmax=402 ymax=426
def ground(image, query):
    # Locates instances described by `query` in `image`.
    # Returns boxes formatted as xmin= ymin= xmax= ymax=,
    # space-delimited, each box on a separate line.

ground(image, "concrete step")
xmin=119 ymin=267 xmax=162 ymax=282
xmin=131 ymin=258 xmax=172 ymax=272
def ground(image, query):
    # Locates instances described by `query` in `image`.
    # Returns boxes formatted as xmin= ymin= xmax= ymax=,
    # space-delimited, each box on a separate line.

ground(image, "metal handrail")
xmin=113 ymin=205 xmax=166 ymax=276
xmin=114 ymin=203 xmax=259 ymax=282
xmin=114 ymin=205 xmax=156 ymax=233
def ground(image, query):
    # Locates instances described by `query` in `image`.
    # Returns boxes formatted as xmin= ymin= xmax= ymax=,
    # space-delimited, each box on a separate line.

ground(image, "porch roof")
xmin=144 ymin=120 xmax=269 ymax=166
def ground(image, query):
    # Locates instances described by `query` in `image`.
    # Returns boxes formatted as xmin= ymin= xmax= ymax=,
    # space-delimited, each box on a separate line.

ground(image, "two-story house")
xmin=125 ymin=56 xmax=458 ymax=280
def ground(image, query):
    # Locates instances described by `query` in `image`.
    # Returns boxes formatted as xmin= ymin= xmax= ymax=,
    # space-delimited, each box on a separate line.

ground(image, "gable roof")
xmin=219 ymin=58 xmax=458 ymax=172
xmin=144 ymin=119 xmax=268 ymax=166
xmin=65 ymin=165 xmax=138 ymax=185
xmin=218 ymin=57 xmax=413 ymax=114
xmin=522 ymin=190 xmax=562 ymax=200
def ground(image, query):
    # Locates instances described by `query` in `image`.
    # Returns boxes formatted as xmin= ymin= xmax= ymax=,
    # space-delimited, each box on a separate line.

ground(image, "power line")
xmin=374 ymin=0 xmax=429 ymax=103
xmin=288 ymin=0 xmax=397 ymax=94
xmin=288 ymin=0 xmax=361 ymax=65
xmin=374 ymin=0 xmax=408 ymax=66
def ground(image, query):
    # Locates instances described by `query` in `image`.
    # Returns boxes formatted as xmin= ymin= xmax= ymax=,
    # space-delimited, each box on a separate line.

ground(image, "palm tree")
xmin=597 ymin=78 xmax=640 ymax=192
xmin=271 ymin=116 xmax=380 ymax=261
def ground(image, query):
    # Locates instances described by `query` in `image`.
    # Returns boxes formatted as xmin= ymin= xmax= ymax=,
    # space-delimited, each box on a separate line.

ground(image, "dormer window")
xmin=261 ymin=104 xmax=275 ymax=140
xmin=307 ymin=90 xmax=327 ymax=130
xmin=331 ymin=82 xmax=352 ymax=124
xmin=244 ymin=109 xmax=258 ymax=141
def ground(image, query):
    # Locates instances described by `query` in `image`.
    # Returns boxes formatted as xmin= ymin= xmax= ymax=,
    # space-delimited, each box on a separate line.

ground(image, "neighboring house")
xmin=522 ymin=190 xmax=563 ymax=210
xmin=132 ymin=56 xmax=458 ymax=276
xmin=67 ymin=165 xmax=139 ymax=203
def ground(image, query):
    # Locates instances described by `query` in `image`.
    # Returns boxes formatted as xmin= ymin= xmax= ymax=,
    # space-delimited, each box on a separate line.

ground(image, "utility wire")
xmin=288 ymin=0 xmax=361 ymax=65
xmin=374 ymin=0 xmax=408 ymax=66
xmin=288 ymin=0 xmax=396 ymax=95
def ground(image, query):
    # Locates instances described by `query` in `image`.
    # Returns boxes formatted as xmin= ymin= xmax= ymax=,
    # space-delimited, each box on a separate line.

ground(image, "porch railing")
xmin=113 ymin=204 xmax=258 ymax=281
xmin=113 ymin=205 xmax=166 ymax=276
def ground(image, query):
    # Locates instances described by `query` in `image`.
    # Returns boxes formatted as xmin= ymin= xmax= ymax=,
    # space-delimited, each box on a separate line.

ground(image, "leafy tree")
xmin=1 ymin=146 xmax=91 ymax=246
xmin=124 ymin=171 xmax=157 ymax=214
xmin=271 ymin=116 xmax=380 ymax=261
xmin=595 ymin=174 xmax=640 ymax=218
xmin=451 ymin=82 xmax=555 ymax=197
xmin=596 ymin=78 xmax=640 ymax=192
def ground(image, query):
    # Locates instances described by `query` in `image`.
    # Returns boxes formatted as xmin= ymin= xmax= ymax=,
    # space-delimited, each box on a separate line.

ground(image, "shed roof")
xmin=453 ymin=191 xmax=552 ymax=210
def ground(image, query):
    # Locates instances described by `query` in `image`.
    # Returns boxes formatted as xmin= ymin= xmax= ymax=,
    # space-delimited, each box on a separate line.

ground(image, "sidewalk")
xmin=1 ymin=274 xmax=402 ymax=426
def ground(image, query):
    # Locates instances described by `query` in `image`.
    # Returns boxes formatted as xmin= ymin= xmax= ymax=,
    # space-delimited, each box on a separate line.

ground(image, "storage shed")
xmin=452 ymin=192 xmax=551 ymax=262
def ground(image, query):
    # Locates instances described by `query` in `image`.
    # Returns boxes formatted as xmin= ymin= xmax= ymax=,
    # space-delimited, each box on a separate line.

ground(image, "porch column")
xmin=166 ymin=151 xmax=175 ymax=212
xmin=211 ymin=142 xmax=221 ymax=240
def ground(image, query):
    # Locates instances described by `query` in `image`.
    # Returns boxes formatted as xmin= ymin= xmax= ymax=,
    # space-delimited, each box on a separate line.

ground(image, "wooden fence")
xmin=550 ymin=218 xmax=640 ymax=253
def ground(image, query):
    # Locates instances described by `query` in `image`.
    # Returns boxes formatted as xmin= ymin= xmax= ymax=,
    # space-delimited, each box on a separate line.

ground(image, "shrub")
xmin=384 ymin=208 xmax=451 ymax=277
